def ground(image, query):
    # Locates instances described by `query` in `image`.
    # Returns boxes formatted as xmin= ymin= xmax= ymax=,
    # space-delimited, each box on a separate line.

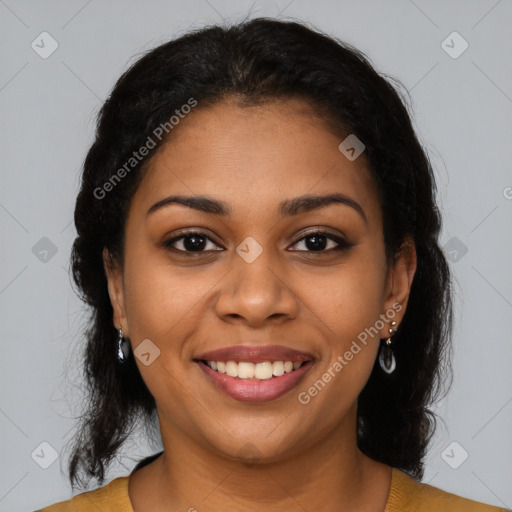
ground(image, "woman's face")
xmin=105 ymin=97 xmax=416 ymax=462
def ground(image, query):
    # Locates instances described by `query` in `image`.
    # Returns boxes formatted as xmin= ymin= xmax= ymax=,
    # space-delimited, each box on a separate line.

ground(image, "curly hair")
xmin=66 ymin=16 xmax=453 ymax=490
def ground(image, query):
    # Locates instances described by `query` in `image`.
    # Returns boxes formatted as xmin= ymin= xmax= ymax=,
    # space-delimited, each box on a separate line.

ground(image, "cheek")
xmin=296 ymin=251 xmax=385 ymax=400
xmin=121 ymin=257 xmax=206 ymax=409
xmin=122 ymin=248 xmax=222 ymax=357
xmin=121 ymin=246 xmax=188 ymax=339
xmin=301 ymin=253 xmax=386 ymax=341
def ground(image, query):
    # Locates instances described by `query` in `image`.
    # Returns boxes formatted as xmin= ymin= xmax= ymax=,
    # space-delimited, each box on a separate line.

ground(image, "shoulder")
xmin=35 ymin=476 xmax=132 ymax=512
xmin=387 ymin=468 xmax=509 ymax=512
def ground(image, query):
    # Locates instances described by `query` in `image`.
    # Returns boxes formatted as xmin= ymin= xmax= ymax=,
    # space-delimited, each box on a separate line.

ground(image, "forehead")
xmin=131 ymin=97 xmax=380 ymax=223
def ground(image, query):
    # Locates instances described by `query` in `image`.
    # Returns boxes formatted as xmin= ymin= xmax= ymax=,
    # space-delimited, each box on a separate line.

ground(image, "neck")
xmin=129 ymin=405 xmax=391 ymax=511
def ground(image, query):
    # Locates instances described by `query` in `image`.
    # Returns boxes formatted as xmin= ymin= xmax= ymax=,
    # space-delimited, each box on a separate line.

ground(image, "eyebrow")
xmin=146 ymin=193 xmax=367 ymax=224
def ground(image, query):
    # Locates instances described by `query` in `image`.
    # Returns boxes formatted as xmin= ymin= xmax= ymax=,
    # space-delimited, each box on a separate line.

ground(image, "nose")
xmin=214 ymin=248 xmax=299 ymax=328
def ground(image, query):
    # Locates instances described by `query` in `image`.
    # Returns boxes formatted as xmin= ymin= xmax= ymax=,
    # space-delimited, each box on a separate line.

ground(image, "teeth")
xmin=225 ymin=361 xmax=238 ymax=377
xmin=206 ymin=360 xmax=304 ymax=379
xmin=272 ymin=361 xmax=284 ymax=376
xmin=238 ymin=362 xmax=255 ymax=379
xmin=254 ymin=362 xmax=273 ymax=379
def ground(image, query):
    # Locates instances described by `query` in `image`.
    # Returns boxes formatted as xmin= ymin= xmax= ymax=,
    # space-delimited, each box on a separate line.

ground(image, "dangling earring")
xmin=379 ymin=320 xmax=397 ymax=374
xmin=117 ymin=328 xmax=130 ymax=365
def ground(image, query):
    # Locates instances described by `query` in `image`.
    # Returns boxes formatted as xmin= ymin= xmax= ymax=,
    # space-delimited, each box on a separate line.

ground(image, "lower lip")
xmin=196 ymin=360 xmax=314 ymax=403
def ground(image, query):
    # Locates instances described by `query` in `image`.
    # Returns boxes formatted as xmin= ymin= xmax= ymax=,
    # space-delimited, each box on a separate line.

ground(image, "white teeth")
xmin=206 ymin=360 xmax=304 ymax=379
xmin=238 ymin=362 xmax=255 ymax=379
xmin=272 ymin=361 xmax=284 ymax=376
xmin=254 ymin=362 xmax=273 ymax=380
xmin=225 ymin=361 xmax=238 ymax=377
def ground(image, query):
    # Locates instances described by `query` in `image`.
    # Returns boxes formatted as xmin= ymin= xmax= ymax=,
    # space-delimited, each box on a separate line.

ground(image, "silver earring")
xmin=117 ymin=328 xmax=130 ymax=364
xmin=378 ymin=321 xmax=397 ymax=374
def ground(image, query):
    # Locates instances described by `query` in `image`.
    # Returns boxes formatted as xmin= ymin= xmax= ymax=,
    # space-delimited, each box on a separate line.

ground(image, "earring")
xmin=378 ymin=320 xmax=397 ymax=374
xmin=117 ymin=328 xmax=130 ymax=364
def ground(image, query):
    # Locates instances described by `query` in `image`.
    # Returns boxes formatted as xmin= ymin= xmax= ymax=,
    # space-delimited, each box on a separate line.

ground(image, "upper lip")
xmin=194 ymin=345 xmax=315 ymax=363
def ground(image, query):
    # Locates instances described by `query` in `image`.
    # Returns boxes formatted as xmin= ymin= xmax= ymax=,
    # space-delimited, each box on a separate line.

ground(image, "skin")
xmin=104 ymin=97 xmax=417 ymax=512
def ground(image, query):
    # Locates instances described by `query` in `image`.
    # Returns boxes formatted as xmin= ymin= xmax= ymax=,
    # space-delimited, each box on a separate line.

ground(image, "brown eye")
xmin=163 ymin=231 xmax=223 ymax=253
xmin=289 ymin=231 xmax=354 ymax=253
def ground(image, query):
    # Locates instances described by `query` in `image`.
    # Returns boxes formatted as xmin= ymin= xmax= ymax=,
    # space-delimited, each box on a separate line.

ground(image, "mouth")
xmin=193 ymin=345 xmax=315 ymax=403
xmin=198 ymin=359 xmax=308 ymax=379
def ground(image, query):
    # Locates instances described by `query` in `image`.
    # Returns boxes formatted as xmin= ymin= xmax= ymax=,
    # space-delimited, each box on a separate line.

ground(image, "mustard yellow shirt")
xmin=36 ymin=467 xmax=509 ymax=511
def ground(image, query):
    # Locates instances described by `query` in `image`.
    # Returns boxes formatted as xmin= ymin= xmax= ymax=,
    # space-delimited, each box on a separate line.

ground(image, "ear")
xmin=379 ymin=237 xmax=417 ymax=338
xmin=103 ymin=247 xmax=128 ymax=336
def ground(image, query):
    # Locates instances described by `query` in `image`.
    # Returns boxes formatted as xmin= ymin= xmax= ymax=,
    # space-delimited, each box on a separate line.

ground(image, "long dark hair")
xmin=67 ymin=16 xmax=453 ymax=490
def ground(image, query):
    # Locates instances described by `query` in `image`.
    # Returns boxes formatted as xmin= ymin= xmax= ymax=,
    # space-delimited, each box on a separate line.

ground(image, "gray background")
xmin=1 ymin=0 xmax=511 ymax=510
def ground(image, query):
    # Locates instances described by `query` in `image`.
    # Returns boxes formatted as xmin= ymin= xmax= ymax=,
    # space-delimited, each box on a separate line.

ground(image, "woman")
xmin=37 ymin=17 xmax=507 ymax=512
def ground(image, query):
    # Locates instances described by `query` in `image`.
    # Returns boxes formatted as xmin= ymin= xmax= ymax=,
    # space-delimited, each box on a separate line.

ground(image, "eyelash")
xmin=162 ymin=229 xmax=354 ymax=255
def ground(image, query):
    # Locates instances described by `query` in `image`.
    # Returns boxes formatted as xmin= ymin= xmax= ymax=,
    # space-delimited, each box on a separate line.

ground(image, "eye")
xmin=289 ymin=230 xmax=354 ymax=253
xmin=163 ymin=231 xmax=223 ymax=253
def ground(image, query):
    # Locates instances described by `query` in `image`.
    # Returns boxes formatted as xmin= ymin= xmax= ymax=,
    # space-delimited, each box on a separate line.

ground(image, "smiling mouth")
xmin=193 ymin=344 xmax=315 ymax=402
xmin=197 ymin=359 xmax=307 ymax=380
xmin=195 ymin=358 xmax=315 ymax=403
